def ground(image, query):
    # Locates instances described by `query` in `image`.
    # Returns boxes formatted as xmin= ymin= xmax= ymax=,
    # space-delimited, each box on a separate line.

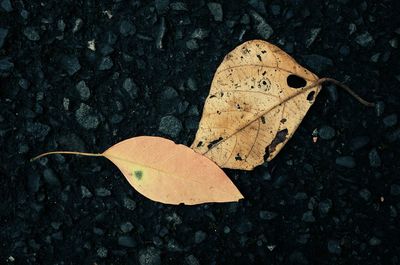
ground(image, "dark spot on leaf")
xmin=261 ymin=50 xmax=267 ymax=54
xmin=262 ymin=71 xmax=266 ymax=76
xmin=220 ymin=92 xmax=224 ymax=97
xmin=134 ymin=170 xmax=143 ymax=180
xmin=280 ymin=118 xmax=287 ymax=124
xmin=237 ymin=104 xmax=241 ymax=109
xmin=257 ymin=54 xmax=262 ymax=61
xmin=207 ymin=137 xmax=223 ymax=149
xmin=266 ymin=129 xmax=289 ymax=158
xmin=196 ymin=141 xmax=203 ymax=147
xmin=307 ymin=91 xmax=315 ymax=101
xmin=209 ymin=94 xmax=216 ymax=98
xmin=261 ymin=116 xmax=266 ymax=124
xmin=235 ymin=153 xmax=243 ymax=161
xmin=287 ymin=74 xmax=306 ymax=88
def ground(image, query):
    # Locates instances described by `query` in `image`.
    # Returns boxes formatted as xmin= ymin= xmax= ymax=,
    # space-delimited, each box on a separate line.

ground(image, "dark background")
xmin=1 ymin=0 xmax=400 ymax=264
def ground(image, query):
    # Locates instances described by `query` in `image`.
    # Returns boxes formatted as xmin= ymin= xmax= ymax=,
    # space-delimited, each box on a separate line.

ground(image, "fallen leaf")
xmin=191 ymin=40 xmax=321 ymax=170
xmin=32 ymin=136 xmax=243 ymax=205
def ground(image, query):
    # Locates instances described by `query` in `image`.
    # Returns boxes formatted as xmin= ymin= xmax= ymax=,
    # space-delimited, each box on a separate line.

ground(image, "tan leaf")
xmin=32 ymin=136 xmax=243 ymax=205
xmin=191 ymin=40 xmax=321 ymax=170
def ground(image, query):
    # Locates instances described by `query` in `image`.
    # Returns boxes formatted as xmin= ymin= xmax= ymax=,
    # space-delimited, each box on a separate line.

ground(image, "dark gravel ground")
xmin=1 ymin=0 xmax=400 ymax=264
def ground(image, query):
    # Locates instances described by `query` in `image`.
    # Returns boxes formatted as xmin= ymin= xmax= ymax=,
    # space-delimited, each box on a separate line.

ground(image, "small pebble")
xmin=194 ymin=231 xmax=206 ymax=244
xmin=368 ymin=148 xmax=381 ymax=167
xmin=158 ymin=115 xmax=182 ymax=138
xmin=118 ymin=236 xmax=136 ymax=248
xmin=23 ymin=27 xmax=40 ymax=41
xmin=61 ymin=55 xmax=81 ymax=76
xmin=355 ymin=32 xmax=374 ymax=47
xmin=123 ymin=78 xmax=138 ymax=99
xmin=319 ymin=199 xmax=332 ymax=216
xmin=335 ymin=156 xmax=356 ymax=168
xmin=120 ymin=222 xmax=134 ymax=233
xmin=98 ymin=56 xmax=113 ymax=70
xmin=383 ymin=114 xmax=397 ymax=127
xmin=327 ymin=240 xmax=341 ymax=254
xmin=390 ymin=184 xmax=400 ymax=196
xmin=81 ymin=185 xmax=92 ymax=198
xmin=375 ymin=101 xmax=385 ymax=117
xmin=350 ymin=136 xmax=370 ymax=151
xmin=319 ymin=126 xmax=335 ymax=140
xmin=75 ymin=103 xmax=100 ymax=129
xmin=359 ymin=189 xmax=371 ymax=201
xmin=259 ymin=210 xmax=278 ymax=220
xmin=95 ymin=187 xmax=111 ymax=197
xmin=123 ymin=197 xmax=136 ymax=210
xmin=249 ymin=10 xmax=273 ymax=39
xmin=1 ymin=0 xmax=12 ymax=12
xmin=369 ymin=236 xmax=381 ymax=246
xmin=0 ymin=28 xmax=8 ymax=48
xmin=97 ymin=247 xmax=108 ymax=258
xmin=302 ymin=211 xmax=315 ymax=222
xmin=76 ymin=81 xmax=90 ymax=101
xmin=120 ymin=20 xmax=136 ymax=37
xmin=43 ymin=169 xmax=61 ymax=187
xmin=138 ymin=247 xmax=161 ymax=265
xmin=207 ymin=2 xmax=223 ymax=22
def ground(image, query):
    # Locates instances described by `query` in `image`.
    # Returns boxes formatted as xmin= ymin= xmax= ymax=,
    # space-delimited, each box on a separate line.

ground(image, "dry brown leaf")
xmin=191 ymin=40 xmax=321 ymax=170
xmin=32 ymin=136 xmax=243 ymax=205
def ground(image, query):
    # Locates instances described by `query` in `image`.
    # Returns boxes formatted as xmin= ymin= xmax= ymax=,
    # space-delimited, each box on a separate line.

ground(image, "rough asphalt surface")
xmin=1 ymin=0 xmax=400 ymax=264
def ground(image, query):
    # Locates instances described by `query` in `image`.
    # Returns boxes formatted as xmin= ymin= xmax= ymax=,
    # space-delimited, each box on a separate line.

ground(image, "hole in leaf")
xmin=196 ymin=141 xmax=203 ymax=147
xmin=207 ymin=137 xmax=223 ymax=149
xmin=287 ymin=74 xmax=306 ymax=88
xmin=307 ymin=91 xmax=315 ymax=101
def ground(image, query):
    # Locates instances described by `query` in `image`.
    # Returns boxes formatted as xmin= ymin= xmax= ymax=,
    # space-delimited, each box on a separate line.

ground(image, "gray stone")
xmin=305 ymin=28 xmax=321 ymax=48
xmin=43 ymin=169 xmax=61 ymax=187
xmin=158 ymin=115 xmax=182 ymax=138
xmin=194 ymin=231 xmax=206 ymax=244
xmin=327 ymin=240 xmax=341 ymax=254
xmin=191 ymin=28 xmax=209 ymax=40
xmin=61 ymin=55 xmax=81 ymax=76
xmin=259 ymin=210 xmax=278 ymax=220
xmin=72 ymin=18 xmax=83 ymax=33
xmin=76 ymin=81 xmax=90 ymax=101
xmin=0 ymin=28 xmax=8 ymax=48
xmin=319 ymin=199 xmax=332 ymax=216
xmin=368 ymin=148 xmax=381 ymax=167
xmin=97 ymin=247 xmax=108 ymax=258
xmin=359 ymin=189 xmax=371 ymax=201
xmin=375 ymin=101 xmax=385 ymax=117
xmin=81 ymin=185 xmax=92 ymax=198
xmin=302 ymin=54 xmax=333 ymax=72
xmin=98 ymin=56 xmax=113 ymax=70
xmin=235 ymin=219 xmax=253 ymax=234
xmin=249 ymin=10 xmax=273 ymax=39
xmin=390 ymin=184 xmax=400 ymax=196
xmin=26 ymin=122 xmax=50 ymax=139
xmin=302 ymin=211 xmax=315 ymax=222
xmin=156 ymin=17 xmax=166 ymax=50
xmin=118 ymin=236 xmax=136 ymax=248
xmin=207 ymin=2 xmax=223 ymax=22
xmin=120 ymin=222 xmax=134 ymax=233
xmin=369 ymin=236 xmax=381 ymax=246
xmin=23 ymin=27 xmax=40 ymax=41
xmin=123 ymin=197 xmax=136 ymax=210
xmin=383 ymin=114 xmax=397 ymax=127
xmin=184 ymin=255 xmax=200 ymax=265
xmin=120 ymin=20 xmax=136 ymax=37
xmin=186 ymin=39 xmax=199 ymax=50
xmin=319 ymin=126 xmax=335 ymax=140
xmin=138 ymin=247 xmax=161 ymax=265
xmin=350 ymin=136 xmax=370 ymax=151
xmin=95 ymin=188 xmax=111 ymax=197
xmin=170 ymin=2 xmax=188 ymax=11
xmin=0 ymin=57 xmax=13 ymax=72
xmin=355 ymin=32 xmax=374 ymax=47
xmin=155 ymin=0 xmax=169 ymax=14
xmin=75 ymin=103 xmax=100 ymax=129
xmin=335 ymin=156 xmax=356 ymax=168
xmin=27 ymin=174 xmax=40 ymax=193
xmin=1 ymin=0 xmax=12 ymax=12
xmin=123 ymin=78 xmax=138 ymax=99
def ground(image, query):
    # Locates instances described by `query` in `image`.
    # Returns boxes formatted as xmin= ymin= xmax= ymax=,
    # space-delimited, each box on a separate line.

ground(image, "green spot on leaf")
xmin=134 ymin=170 xmax=143 ymax=180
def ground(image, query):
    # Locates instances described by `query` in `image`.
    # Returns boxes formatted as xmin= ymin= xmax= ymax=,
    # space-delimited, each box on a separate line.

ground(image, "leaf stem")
xmin=30 ymin=151 xmax=103 ymax=162
xmin=311 ymin=77 xmax=375 ymax=107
